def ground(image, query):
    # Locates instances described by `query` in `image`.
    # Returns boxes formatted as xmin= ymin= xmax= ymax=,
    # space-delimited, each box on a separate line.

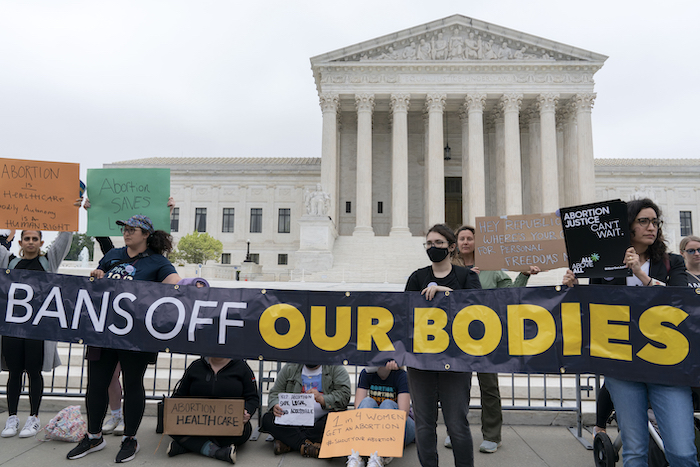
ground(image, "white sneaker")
xmin=102 ymin=415 xmax=123 ymax=435
xmin=444 ymin=435 xmax=452 ymax=448
xmin=346 ymin=449 xmax=365 ymax=467
xmin=19 ymin=415 xmax=41 ymax=438
xmin=2 ymin=415 xmax=19 ymax=438
xmin=366 ymin=451 xmax=384 ymax=467
xmin=113 ymin=418 xmax=125 ymax=436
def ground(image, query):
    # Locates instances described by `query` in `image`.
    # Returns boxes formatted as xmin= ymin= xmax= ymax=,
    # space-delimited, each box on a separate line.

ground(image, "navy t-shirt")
xmin=357 ymin=369 xmax=409 ymax=405
xmin=98 ymin=247 xmax=176 ymax=282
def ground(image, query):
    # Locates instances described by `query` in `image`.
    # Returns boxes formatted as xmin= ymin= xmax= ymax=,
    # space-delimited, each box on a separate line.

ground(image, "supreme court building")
xmin=109 ymin=16 xmax=700 ymax=283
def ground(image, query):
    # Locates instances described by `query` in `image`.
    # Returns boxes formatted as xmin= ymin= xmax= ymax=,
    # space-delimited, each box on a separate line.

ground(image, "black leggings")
xmin=86 ymin=348 xmax=155 ymax=437
xmin=2 ymin=337 xmax=44 ymax=416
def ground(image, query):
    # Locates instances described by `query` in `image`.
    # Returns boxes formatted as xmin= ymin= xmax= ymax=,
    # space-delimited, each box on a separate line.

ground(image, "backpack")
xmin=8 ymin=255 xmax=49 ymax=271
xmin=39 ymin=405 xmax=87 ymax=442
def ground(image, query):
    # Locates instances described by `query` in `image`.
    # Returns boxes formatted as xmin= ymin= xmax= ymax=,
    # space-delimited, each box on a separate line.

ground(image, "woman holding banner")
xmin=0 ymin=226 xmax=75 ymax=438
xmin=680 ymin=235 xmax=700 ymax=288
xmin=444 ymin=225 xmax=539 ymax=454
xmin=67 ymin=214 xmax=181 ymax=464
xmin=405 ymin=224 xmax=481 ymax=467
xmin=563 ymin=198 xmax=694 ymax=467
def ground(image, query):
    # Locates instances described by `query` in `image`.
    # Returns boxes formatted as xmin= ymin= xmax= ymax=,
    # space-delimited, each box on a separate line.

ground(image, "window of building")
xmin=250 ymin=208 xmax=262 ymax=233
xmin=170 ymin=207 xmax=179 ymax=232
xmin=680 ymin=211 xmax=693 ymax=237
xmin=195 ymin=208 xmax=207 ymax=232
xmin=222 ymin=208 xmax=235 ymax=233
xmin=221 ymin=253 xmax=231 ymax=265
xmin=377 ymin=201 xmax=383 ymax=214
xmin=249 ymin=253 xmax=260 ymax=264
xmin=278 ymin=254 xmax=288 ymax=265
xmin=346 ymin=201 xmax=352 ymax=213
xmin=278 ymin=208 xmax=291 ymax=233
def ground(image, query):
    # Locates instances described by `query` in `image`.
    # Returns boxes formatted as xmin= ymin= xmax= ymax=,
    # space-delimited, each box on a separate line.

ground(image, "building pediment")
xmin=311 ymin=15 xmax=607 ymax=65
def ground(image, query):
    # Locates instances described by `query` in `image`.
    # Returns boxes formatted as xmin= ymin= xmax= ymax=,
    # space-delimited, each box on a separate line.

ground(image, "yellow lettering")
xmin=259 ymin=304 xmax=305 ymax=350
xmin=413 ymin=307 xmax=449 ymax=353
xmin=590 ymin=304 xmax=631 ymax=361
xmin=561 ymin=303 xmax=582 ymax=356
xmin=357 ymin=307 xmax=395 ymax=351
xmin=637 ymin=306 xmax=689 ymax=365
xmin=310 ymin=306 xmax=351 ymax=351
xmin=507 ymin=304 xmax=556 ymax=355
xmin=452 ymin=305 xmax=501 ymax=356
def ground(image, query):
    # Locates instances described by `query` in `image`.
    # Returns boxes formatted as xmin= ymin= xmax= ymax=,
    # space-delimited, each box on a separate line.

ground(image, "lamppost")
xmin=244 ymin=239 xmax=252 ymax=262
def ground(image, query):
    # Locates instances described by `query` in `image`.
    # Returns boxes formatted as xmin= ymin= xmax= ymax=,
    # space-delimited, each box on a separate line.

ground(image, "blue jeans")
xmin=357 ymin=396 xmax=415 ymax=445
xmin=606 ymin=377 xmax=698 ymax=467
xmin=407 ymin=368 xmax=473 ymax=467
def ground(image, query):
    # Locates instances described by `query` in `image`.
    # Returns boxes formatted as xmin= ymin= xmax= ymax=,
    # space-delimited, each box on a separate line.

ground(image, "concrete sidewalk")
xmin=0 ymin=410 xmax=601 ymax=467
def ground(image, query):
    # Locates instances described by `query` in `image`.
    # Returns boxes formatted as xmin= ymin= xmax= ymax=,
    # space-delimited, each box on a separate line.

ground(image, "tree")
xmin=171 ymin=232 xmax=223 ymax=265
xmin=65 ymin=233 xmax=95 ymax=261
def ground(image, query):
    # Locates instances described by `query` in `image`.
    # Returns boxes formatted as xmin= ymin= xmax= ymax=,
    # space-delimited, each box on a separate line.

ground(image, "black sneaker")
xmin=214 ymin=445 xmax=236 ymax=464
xmin=167 ymin=439 xmax=188 ymax=457
xmin=67 ymin=434 xmax=106 ymax=460
xmin=115 ymin=437 xmax=140 ymax=463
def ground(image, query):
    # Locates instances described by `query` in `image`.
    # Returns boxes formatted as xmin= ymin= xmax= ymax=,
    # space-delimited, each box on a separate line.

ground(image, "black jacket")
xmin=174 ymin=358 xmax=260 ymax=417
xmin=591 ymin=253 xmax=686 ymax=287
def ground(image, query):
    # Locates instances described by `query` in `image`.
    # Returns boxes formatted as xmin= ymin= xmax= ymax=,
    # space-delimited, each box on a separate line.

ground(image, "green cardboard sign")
xmin=86 ymin=168 xmax=171 ymax=236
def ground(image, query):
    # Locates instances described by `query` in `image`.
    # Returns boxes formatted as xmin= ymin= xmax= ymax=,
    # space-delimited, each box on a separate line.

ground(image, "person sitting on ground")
xmin=355 ymin=360 xmax=415 ymax=446
xmin=167 ymin=355 xmax=259 ymax=464
xmin=261 ymin=362 xmax=351 ymax=458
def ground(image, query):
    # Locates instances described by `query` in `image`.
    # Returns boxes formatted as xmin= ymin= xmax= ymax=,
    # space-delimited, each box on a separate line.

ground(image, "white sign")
xmin=276 ymin=393 xmax=315 ymax=426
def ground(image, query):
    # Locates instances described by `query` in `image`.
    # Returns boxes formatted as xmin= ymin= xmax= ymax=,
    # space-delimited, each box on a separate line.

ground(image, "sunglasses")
xmin=684 ymin=248 xmax=700 ymax=255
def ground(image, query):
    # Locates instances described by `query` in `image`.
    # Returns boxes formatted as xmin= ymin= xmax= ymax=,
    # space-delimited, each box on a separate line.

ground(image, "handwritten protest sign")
xmin=276 ymin=393 xmax=315 ymax=426
xmin=163 ymin=398 xmax=244 ymax=436
xmin=86 ymin=168 xmax=170 ymax=236
xmin=560 ymin=199 xmax=631 ymax=278
xmin=474 ymin=212 xmax=567 ymax=272
xmin=320 ymin=409 xmax=405 ymax=458
xmin=0 ymin=158 xmax=79 ymax=231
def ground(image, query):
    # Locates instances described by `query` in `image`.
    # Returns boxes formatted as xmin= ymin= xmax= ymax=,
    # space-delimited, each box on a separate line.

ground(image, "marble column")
xmin=556 ymin=110 xmax=566 ymax=208
xmin=464 ymin=93 xmax=487 ymax=224
xmin=527 ymin=107 xmax=542 ymax=214
xmin=538 ymin=93 xmax=560 ymax=212
xmin=319 ymin=93 xmax=339 ymax=224
xmin=494 ymin=111 xmax=505 ymax=215
xmin=425 ymin=93 xmax=446 ymax=227
xmin=390 ymin=94 xmax=411 ymax=237
xmin=574 ymin=93 xmax=596 ymax=204
xmin=562 ymin=104 xmax=579 ymax=207
xmin=500 ymin=93 xmax=523 ymax=215
xmin=353 ymin=93 xmax=375 ymax=236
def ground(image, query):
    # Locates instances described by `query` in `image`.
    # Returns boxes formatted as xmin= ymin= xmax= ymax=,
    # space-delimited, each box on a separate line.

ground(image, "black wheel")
xmin=593 ymin=432 xmax=617 ymax=467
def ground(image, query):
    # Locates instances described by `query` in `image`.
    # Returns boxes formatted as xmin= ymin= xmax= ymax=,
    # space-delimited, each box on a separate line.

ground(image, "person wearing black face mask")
xmin=404 ymin=224 xmax=481 ymax=467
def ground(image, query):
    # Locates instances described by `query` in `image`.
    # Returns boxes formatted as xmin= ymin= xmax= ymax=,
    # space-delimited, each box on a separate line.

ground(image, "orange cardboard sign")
xmin=319 ymin=409 xmax=406 ymax=458
xmin=163 ymin=398 xmax=245 ymax=436
xmin=474 ymin=212 xmax=568 ymax=272
xmin=0 ymin=158 xmax=79 ymax=231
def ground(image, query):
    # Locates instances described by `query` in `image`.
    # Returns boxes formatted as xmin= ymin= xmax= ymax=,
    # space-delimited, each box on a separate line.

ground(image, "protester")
xmin=405 ymin=223 xmax=481 ymax=467
xmin=261 ymin=362 xmax=351 ymax=458
xmin=167 ymin=356 xmax=259 ymax=464
xmin=355 ymin=360 xmax=415 ymax=456
xmin=563 ymin=198 xmax=695 ymax=467
xmin=680 ymin=235 xmax=700 ymax=288
xmin=67 ymin=214 xmax=181 ymax=463
xmin=445 ymin=225 xmax=540 ymax=453
xmin=0 ymin=229 xmax=14 ymax=251
xmin=0 ymin=209 xmax=80 ymax=438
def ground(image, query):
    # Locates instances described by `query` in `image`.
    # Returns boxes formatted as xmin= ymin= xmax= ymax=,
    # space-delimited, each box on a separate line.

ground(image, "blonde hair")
xmin=680 ymin=235 xmax=700 ymax=252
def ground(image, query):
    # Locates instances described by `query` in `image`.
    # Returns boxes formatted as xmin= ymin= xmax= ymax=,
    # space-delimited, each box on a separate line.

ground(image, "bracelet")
xmin=646 ymin=277 xmax=653 ymax=286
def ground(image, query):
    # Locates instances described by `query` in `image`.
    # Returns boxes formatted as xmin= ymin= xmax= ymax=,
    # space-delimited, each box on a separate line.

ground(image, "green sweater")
xmin=477 ymin=270 xmax=529 ymax=289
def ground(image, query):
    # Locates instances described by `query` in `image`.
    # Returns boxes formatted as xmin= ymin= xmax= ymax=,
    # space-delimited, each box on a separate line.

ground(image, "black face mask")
xmin=426 ymin=246 xmax=450 ymax=263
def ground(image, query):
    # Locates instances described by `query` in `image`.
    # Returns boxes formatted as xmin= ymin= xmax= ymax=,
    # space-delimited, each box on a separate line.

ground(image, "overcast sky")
xmin=2 ymin=0 xmax=699 ymax=186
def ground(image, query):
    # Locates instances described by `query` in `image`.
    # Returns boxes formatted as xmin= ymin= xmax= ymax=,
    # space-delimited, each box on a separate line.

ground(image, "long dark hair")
xmin=147 ymin=230 xmax=174 ymax=255
xmin=627 ymin=198 xmax=667 ymax=263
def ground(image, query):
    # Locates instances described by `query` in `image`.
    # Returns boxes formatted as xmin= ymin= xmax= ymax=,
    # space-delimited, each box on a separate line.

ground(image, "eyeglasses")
xmin=423 ymin=240 xmax=447 ymax=249
xmin=685 ymin=248 xmax=700 ymax=255
xmin=121 ymin=226 xmax=137 ymax=234
xmin=636 ymin=217 xmax=663 ymax=228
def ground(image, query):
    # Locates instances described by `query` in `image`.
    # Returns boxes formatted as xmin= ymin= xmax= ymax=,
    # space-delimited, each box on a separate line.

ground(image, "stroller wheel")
xmin=594 ymin=432 xmax=617 ymax=467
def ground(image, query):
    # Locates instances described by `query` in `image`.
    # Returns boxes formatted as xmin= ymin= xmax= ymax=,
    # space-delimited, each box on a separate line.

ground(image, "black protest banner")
xmin=560 ymin=199 xmax=631 ymax=278
xmin=2 ymin=269 xmax=700 ymax=386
